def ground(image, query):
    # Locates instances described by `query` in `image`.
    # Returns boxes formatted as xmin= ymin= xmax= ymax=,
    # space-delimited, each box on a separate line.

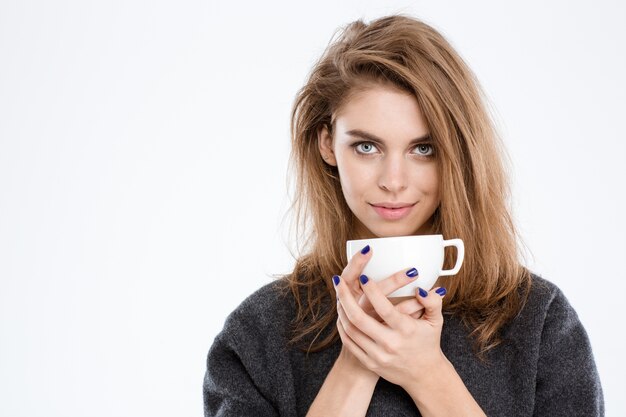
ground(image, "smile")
xmin=370 ymin=202 xmax=416 ymax=220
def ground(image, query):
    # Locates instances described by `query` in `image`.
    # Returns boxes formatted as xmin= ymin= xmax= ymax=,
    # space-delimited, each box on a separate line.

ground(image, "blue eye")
xmin=413 ymin=144 xmax=434 ymax=156
xmin=355 ymin=142 xmax=378 ymax=154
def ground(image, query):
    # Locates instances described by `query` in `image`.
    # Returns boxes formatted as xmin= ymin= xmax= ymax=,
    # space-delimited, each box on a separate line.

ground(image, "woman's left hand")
xmin=333 ymin=274 xmax=448 ymax=389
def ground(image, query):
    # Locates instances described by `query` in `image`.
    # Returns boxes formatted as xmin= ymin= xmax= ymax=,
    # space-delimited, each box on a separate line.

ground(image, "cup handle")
xmin=440 ymin=239 xmax=465 ymax=276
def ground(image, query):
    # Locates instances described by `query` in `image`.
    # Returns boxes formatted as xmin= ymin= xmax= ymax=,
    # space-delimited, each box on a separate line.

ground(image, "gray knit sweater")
xmin=203 ymin=275 xmax=603 ymax=416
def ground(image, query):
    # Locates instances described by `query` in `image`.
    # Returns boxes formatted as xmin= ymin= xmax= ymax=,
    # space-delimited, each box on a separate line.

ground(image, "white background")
xmin=1 ymin=0 xmax=624 ymax=416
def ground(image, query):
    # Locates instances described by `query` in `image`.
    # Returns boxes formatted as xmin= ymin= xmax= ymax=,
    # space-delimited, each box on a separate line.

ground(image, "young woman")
xmin=203 ymin=15 xmax=603 ymax=416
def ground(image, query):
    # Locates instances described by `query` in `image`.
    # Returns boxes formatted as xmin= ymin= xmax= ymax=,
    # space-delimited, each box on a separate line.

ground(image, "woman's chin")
xmin=354 ymin=218 xmax=434 ymax=239
xmin=368 ymin=227 xmax=418 ymax=239
xmin=366 ymin=223 xmax=435 ymax=238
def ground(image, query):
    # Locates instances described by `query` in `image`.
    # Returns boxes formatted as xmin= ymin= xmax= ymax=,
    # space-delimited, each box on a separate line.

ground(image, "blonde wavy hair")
xmin=282 ymin=14 xmax=531 ymax=356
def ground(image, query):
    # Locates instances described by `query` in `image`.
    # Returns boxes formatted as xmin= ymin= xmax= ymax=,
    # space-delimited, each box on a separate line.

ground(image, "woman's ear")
xmin=318 ymin=125 xmax=338 ymax=166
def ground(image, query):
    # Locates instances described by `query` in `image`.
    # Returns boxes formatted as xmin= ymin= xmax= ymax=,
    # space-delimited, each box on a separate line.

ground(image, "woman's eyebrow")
xmin=345 ymin=128 xmax=431 ymax=144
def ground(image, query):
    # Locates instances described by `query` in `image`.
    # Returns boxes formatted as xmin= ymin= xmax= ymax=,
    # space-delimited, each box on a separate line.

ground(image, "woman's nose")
xmin=378 ymin=156 xmax=408 ymax=193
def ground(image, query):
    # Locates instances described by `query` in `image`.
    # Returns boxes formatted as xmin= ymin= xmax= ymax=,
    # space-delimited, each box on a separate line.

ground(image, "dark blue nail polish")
xmin=332 ymin=275 xmax=340 ymax=286
xmin=418 ymin=287 xmax=428 ymax=297
xmin=359 ymin=274 xmax=369 ymax=285
xmin=406 ymin=268 xmax=418 ymax=278
xmin=435 ymin=287 xmax=447 ymax=296
xmin=360 ymin=245 xmax=370 ymax=255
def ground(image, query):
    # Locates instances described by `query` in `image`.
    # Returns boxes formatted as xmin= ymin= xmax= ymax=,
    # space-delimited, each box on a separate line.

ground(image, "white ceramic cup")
xmin=346 ymin=234 xmax=464 ymax=297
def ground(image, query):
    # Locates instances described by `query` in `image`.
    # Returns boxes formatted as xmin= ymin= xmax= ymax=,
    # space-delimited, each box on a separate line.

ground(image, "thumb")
xmin=415 ymin=286 xmax=446 ymax=325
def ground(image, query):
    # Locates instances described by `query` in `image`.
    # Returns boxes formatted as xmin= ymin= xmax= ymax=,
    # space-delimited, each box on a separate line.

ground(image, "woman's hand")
xmin=334 ymin=273 xmax=448 ymax=390
xmin=333 ymin=246 xmax=426 ymax=372
xmin=338 ymin=245 xmax=425 ymax=321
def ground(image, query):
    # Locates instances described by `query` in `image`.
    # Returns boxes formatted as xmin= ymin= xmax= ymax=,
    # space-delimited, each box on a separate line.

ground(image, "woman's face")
xmin=319 ymin=83 xmax=440 ymax=238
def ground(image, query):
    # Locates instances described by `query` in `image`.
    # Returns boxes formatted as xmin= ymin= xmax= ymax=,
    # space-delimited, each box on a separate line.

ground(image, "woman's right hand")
xmin=306 ymin=244 xmax=426 ymax=417
xmin=334 ymin=245 xmax=425 ymax=370
xmin=337 ymin=245 xmax=425 ymax=323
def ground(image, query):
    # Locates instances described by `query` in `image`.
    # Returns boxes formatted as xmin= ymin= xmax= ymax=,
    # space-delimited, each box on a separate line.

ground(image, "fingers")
xmin=376 ymin=267 xmax=419 ymax=296
xmin=415 ymin=286 xmax=446 ymax=325
xmin=357 ymin=275 xmax=407 ymax=330
xmin=336 ymin=302 xmax=378 ymax=353
xmin=342 ymin=244 xmax=373 ymax=281
xmin=333 ymin=274 xmax=393 ymax=341
xmin=358 ymin=267 xmax=418 ymax=315
xmin=394 ymin=298 xmax=425 ymax=317
xmin=410 ymin=310 xmax=425 ymax=319
xmin=340 ymin=244 xmax=373 ymax=292
xmin=336 ymin=314 xmax=374 ymax=369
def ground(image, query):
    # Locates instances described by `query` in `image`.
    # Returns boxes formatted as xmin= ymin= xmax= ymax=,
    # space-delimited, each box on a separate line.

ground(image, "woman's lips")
xmin=370 ymin=203 xmax=415 ymax=220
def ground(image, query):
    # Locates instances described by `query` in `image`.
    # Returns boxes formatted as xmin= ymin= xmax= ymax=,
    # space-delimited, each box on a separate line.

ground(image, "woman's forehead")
xmin=332 ymin=85 xmax=428 ymax=140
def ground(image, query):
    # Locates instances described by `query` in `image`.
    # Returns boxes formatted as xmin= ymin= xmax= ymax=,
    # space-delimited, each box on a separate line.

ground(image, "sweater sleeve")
xmin=203 ymin=317 xmax=280 ymax=417
xmin=532 ymin=288 xmax=604 ymax=417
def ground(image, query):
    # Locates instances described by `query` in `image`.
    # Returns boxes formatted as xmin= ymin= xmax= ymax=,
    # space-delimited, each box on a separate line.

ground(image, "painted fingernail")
xmin=435 ymin=287 xmax=447 ymax=296
xmin=359 ymin=274 xmax=369 ymax=285
xmin=418 ymin=287 xmax=428 ymax=298
xmin=332 ymin=275 xmax=340 ymax=286
xmin=406 ymin=268 xmax=418 ymax=278
xmin=360 ymin=245 xmax=370 ymax=255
